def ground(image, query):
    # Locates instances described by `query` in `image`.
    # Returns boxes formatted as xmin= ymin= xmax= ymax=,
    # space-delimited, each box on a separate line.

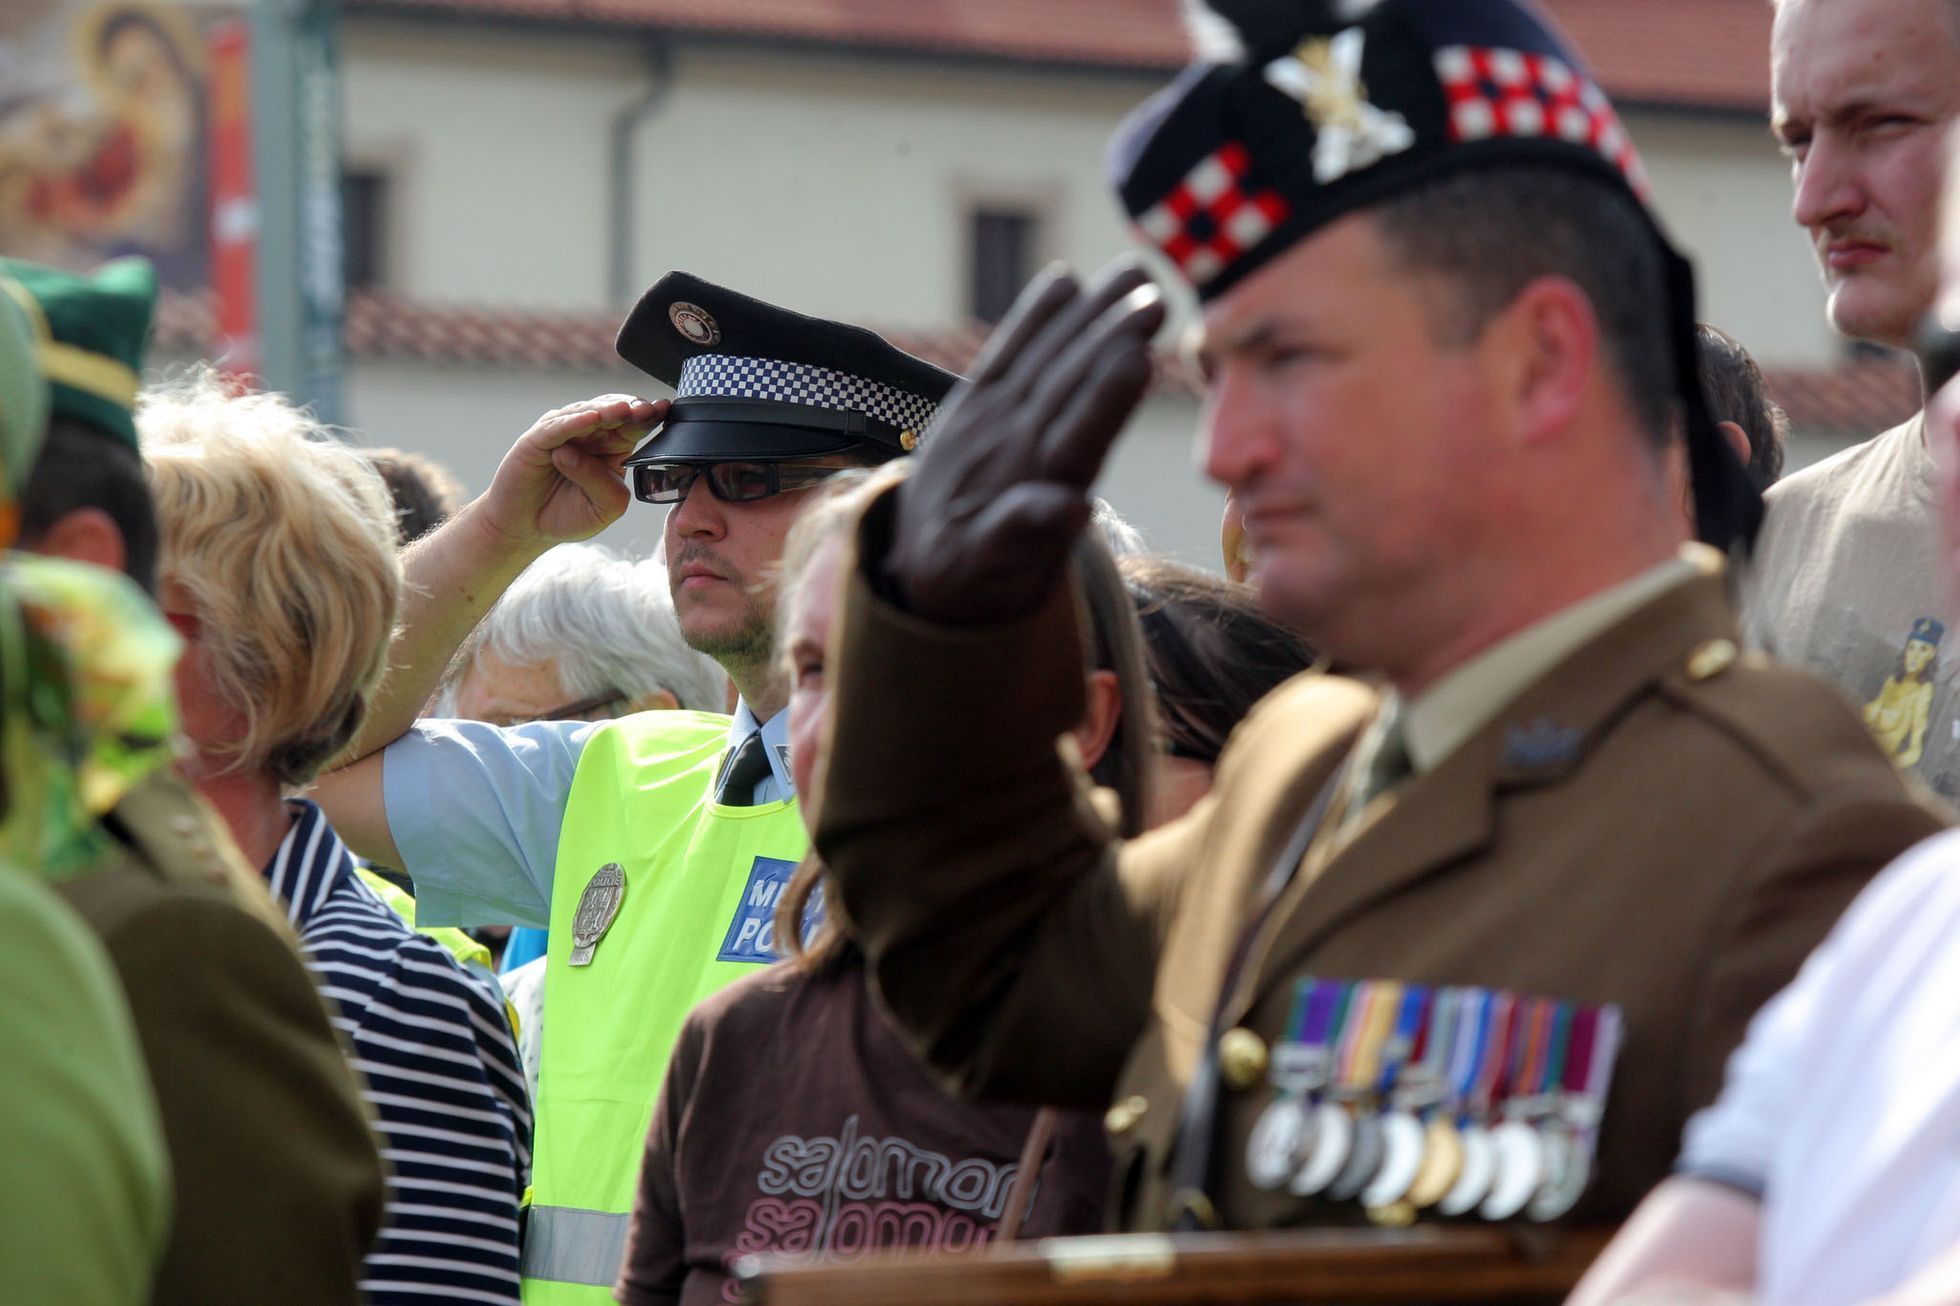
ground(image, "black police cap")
xmin=1107 ymin=0 xmax=1762 ymax=554
xmin=616 ymin=272 xmax=959 ymax=467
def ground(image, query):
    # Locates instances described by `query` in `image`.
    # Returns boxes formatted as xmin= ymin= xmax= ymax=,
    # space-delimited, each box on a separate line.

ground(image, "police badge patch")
xmin=568 ymin=861 xmax=627 ymax=967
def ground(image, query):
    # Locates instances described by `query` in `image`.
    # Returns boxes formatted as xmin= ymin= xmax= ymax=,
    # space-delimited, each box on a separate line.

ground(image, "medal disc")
xmin=1361 ymin=1110 xmax=1426 ymax=1208
xmin=1406 ymin=1117 xmax=1464 ymax=1208
xmin=1528 ymin=1127 xmax=1589 ymax=1222
xmin=1289 ymin=1102 xmax=1352 ymax=1197
xmin=1246 ymin=1098 xmax=1312 ymax=1191
xmin=1478 ymin=1120 xmax=1545 ymax=1220
xmin=1436 ymin=1124 xmax=1494 ymax=1215
xmin=1326 ymin=1111 xmax=1385 ymax=1201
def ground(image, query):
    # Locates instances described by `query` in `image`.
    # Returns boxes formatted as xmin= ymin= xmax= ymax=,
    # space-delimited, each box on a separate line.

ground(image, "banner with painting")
xmin=0 ymin=0 xmax=223 ymax=289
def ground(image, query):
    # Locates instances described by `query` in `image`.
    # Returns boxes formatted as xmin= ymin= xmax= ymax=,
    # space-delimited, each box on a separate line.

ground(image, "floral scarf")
xmin=0 ymin=555 xmax=181 ymax=879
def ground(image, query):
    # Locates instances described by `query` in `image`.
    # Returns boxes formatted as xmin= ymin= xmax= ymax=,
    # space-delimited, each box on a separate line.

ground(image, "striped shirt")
xmin=267 ymin=800 xmax=532 ymax=1304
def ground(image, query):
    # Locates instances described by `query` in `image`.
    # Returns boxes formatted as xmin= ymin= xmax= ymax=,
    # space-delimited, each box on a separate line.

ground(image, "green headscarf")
xmin=0 ymin=258 xmax=181 ymax=879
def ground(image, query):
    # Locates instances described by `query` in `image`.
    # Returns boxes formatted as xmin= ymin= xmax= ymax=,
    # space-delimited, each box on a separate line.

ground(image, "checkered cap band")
xmin=1134 ymin=142 xmax=1292 ymax=287
xmin=677 ymin=354 xmax=941 ymax=435
xmin=1434 ymin=46 xmax=1650 ymax=198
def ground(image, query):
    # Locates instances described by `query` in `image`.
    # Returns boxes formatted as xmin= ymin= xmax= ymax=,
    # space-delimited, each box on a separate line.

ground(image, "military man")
xmin=5 ymin=256 xmax=386 ymax=1302
xmin=808 ymin=0 xmax=1943 ymax=1235
xmin=0 ymin=263 xmax=171 ymax=1306
xmin=313 ymin=273 xmax=954 ymax=1303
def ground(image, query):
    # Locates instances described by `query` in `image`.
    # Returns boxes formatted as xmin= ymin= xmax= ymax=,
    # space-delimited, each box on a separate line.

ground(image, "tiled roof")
xmin=153 ymin=289 xmax=1916 ymax=438
xmin=348 ymin=0 xmax=1774 ymax=110
xmin=1762 ymin=357 xmax=1922 ymax=437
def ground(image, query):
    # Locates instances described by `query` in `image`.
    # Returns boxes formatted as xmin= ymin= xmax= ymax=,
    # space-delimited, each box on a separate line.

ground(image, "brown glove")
xmin=878 ymin=259 xmax=1167 ymax=625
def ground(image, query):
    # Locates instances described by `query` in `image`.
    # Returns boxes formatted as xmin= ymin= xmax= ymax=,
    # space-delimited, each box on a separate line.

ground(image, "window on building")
xmin=969 ymin=206 xmax=1039 ymax=325
xmin=342 ymin=170 xmax=389 ymax=291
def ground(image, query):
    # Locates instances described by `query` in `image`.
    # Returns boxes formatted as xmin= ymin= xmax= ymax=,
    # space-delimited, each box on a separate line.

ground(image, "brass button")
xmin=1104 ymin=1094 xmax=1148 ymax=1137
xmin=1686 ymin=638 xmax=1738 ymax=681
xmin=1217 ymin=1027 xmax=1268 ymax=1091
xmin=899 ymin=428 xmax=920 ymax=451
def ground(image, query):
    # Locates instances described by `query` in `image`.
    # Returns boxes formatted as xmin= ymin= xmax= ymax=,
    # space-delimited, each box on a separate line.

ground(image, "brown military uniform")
xmin=815 ymin=522 xmax=1946 ymax=1232
xmin=56 ymin=769 xmax=385 ymax=1304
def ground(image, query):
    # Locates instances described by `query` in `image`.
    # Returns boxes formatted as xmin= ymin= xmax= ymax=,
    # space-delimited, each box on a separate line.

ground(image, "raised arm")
xmin=313 ymin=394 xmax=660 ymax=863
xmin=344 ymin=394 xmax=663 ymax=759
xmin=813 ymin=260 xmax=1177 ymax=1105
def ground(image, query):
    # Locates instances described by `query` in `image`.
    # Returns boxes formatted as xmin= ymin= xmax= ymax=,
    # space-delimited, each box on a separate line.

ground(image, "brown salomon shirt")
xmin=617 ymin=956 xmax=1109 ymax=1306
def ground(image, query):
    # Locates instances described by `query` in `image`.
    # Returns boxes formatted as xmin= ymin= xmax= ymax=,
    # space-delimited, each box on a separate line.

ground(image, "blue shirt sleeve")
xmin=381 ymin=718 xmax=604 ymax=929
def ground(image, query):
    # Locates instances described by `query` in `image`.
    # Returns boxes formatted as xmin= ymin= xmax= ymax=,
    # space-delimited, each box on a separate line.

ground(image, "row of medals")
xmin=1245 ymin=978 xmax=1623 ymax=1225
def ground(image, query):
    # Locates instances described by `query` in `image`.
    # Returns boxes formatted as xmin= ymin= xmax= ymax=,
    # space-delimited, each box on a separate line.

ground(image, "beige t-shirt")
xmin=1738 ymin=415 xmax=1957 ymax=797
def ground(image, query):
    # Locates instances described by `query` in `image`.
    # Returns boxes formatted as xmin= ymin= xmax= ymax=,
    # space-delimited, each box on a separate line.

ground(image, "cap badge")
xmin=669 ymin=302 xmax=721 ymax=348
xmin=899 ymin=428 xmax=920 ymax=452
xmin=1263 ymin=28 xmax=1414 ymax=184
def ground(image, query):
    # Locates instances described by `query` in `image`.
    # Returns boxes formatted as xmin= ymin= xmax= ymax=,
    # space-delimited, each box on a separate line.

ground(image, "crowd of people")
xmin=9 ymin=0 xmax=1960 ymax=1301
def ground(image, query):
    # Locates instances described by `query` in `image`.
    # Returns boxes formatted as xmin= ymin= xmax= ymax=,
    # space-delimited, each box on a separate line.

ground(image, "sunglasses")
xmin=1916 ymin=309 xmax=1960 ymax=398
xmin=633 ymin=460 xmax=845 ymax=506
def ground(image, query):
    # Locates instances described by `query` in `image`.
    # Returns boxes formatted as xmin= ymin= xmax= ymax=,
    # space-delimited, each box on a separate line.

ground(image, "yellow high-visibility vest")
xmin=520 ymin=710 xmax=807 ymax=1303
xmin=354 ymin=865 xmax=518 ymax=1035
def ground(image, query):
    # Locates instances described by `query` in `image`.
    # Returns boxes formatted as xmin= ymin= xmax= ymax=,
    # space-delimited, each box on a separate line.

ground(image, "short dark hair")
xmin=1372 ymin=165 xmax=1676 ymax=446
xmin=361 ymin=447 xmax=465 ymax=546
xmin=1123 ymin=556 xmax=1319 ymax=765
xmin=19 ymin=417 xmax=160 ymax=594
xmin=1694 ymin=323 xmax=1787 ymax=491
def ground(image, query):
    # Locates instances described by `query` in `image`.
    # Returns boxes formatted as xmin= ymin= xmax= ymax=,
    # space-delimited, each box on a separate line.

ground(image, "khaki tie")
xmin=1340 ymin=702 xmax=1412 ymax=835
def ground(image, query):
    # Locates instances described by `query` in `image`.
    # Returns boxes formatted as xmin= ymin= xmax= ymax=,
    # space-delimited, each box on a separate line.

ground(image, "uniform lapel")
xmin=1223 ymin=566 xmax=1738 ymax=1021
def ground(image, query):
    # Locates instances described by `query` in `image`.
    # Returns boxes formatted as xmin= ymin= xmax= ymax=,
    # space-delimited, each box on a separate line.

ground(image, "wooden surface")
xmin=735 ymin=1225 xmax=1613 ymax=1305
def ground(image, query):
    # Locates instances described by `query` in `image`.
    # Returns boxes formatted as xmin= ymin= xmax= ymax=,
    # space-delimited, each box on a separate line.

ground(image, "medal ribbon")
xmin=1474 ymin=992 xmax=1518 ymax=1117
xmin=1411 ymin=987 xmax=1458 ymax=1111
xmin=1304 ymin=979 xmax=1344 ymax=1049
xmin=1337 ymin=981 xmax=1401 ymax=1093
xmin=1587 ymin=1006 xmax=1624 ymax=1104
xmin=1446 ymin=988 xmax=1493 ymax=1120
xmin=1284 ymin=977 xmax=1317 ymax=1045
xmin=1563 ymin=1006 xmax=1599 ymax=1095
xmin=1375 ymin=983 xmax=1429 ymax=1097
xmin=1514 ymin=997 xmax=1553 ymax=1113
xmin=1540 ymin=1001 xmax=1575 ymax=1100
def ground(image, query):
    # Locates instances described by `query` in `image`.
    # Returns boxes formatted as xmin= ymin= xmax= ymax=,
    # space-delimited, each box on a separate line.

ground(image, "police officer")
xmin=806 ymin=0 xmax=1943 ymax=1235
xmin=314 ymin=273 xmax=954 ymax=1303
xmin=5 ymin=256 xmax=386 ymax=1300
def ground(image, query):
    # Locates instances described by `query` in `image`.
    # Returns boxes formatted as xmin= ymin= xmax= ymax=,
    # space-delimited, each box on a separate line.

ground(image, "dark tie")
xmin=714 ymin=732 xmax=773 ymax=806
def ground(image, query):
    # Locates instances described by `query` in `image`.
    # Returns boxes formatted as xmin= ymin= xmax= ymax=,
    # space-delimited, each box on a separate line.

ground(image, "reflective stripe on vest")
xmin=521 ymin=1206 xmax=632 ymax=1288
xmin=524 ymin=710 xmax=808 ymax=1303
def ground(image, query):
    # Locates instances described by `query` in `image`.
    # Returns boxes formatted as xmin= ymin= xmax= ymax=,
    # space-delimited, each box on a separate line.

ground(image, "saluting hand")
xmin=883 ymin=260 xmax=1166 ymax=624
xmin=481 ymin=394 xmax=666 ymax=550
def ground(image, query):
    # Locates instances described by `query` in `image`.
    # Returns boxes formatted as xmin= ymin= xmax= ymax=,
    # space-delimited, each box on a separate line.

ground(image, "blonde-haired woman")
xmin=142 ymin=370 xmax=533 ymax=1305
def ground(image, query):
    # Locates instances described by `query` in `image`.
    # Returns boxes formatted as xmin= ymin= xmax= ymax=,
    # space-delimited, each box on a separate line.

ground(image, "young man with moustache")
xmin=1569 ymin=130 xmax=1960 ymax=1306
xmin=313 ymin=273 xmax=953 ymax=1304
xmin=1738 ymin=0 xmax=1960 ymax=798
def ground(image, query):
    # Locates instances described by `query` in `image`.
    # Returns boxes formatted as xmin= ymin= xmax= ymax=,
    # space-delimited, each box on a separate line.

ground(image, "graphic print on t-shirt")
xmin=1784 ymin=599 xmax=1960 ymax=799
xmin=1862 ymin=617 xmax=1946 ymax=771
xmin=719 ymin=1114 xmax=1022 ymax=1301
